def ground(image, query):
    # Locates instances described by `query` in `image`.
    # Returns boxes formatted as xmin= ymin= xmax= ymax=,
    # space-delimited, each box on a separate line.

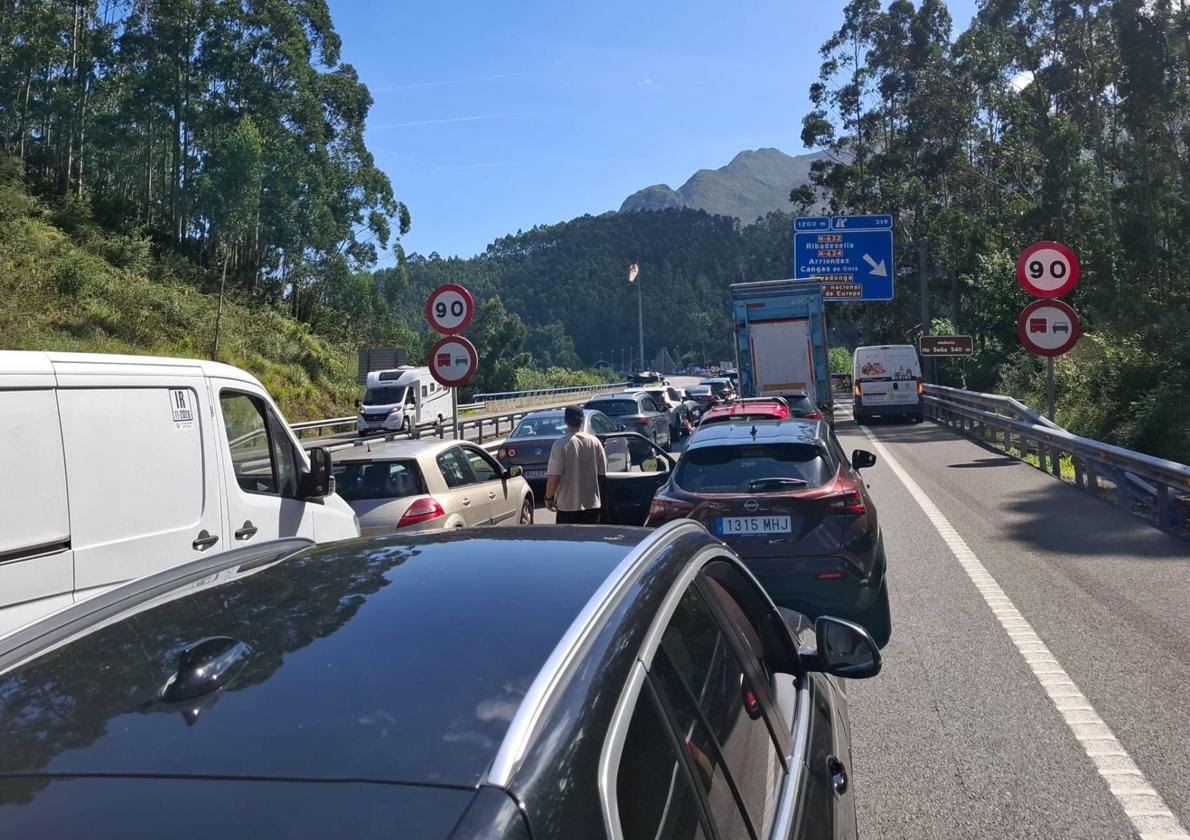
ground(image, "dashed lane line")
xmin=857 ymin=424 xmax=1190 ymax=840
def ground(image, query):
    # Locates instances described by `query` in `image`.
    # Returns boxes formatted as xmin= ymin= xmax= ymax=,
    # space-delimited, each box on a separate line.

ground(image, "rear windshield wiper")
xmin=747 ymin=477 xmax=808 ymax=491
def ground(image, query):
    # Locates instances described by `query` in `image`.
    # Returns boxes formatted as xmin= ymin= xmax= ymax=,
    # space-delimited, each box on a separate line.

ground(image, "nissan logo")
xmin=744 ymin=499 xmax=760 ymax=512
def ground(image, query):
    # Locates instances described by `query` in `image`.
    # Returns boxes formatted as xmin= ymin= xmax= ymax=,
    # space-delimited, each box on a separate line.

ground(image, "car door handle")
xmin=235 ymin=521 xmax=258 ymax=541
xmin=828 ymin=756 xmax=848 ymax=795
xmin=462 ymin=498 xmax=471 ymax=507
xmin=488 ymin=492 xmax=496 ymax=500
xmin=192 ymin=530 xmax=219 ymax=551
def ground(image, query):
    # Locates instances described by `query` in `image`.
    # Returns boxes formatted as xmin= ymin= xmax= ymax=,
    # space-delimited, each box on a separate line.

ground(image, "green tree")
xmin=201 ymin=116 xmax=262 ymax=359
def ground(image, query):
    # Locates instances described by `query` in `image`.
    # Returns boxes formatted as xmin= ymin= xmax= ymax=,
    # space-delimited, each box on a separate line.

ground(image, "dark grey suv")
xmin=585 ymin=391 xmax=672 ymax=450
xmin=0 ymin=524 xmax=880 ymax=839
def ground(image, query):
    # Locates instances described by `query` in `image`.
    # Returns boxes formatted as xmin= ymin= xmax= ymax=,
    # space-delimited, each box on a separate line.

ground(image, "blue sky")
xmin=328 ymin=0 xmax=980 ymax=259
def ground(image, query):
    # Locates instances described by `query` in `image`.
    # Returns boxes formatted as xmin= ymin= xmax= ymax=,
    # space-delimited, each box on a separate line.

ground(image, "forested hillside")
xmin=403 ymin=209 xmax=841 ymax=370
xmin=797 ymin=0 xmax=1189 ymax=461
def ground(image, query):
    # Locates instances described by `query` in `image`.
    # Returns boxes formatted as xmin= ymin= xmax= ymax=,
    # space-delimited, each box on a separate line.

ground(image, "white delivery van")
xmin=0 ymin=351 xmax=359 ymax=634
xmin=356 ymin=366 xmax=452 ymax=436
xmin=852 ymin=344 xmax=924 ymax=422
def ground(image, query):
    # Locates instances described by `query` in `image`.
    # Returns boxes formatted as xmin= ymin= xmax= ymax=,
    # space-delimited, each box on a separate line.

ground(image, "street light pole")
xmin=636 ymin=273 xmax=645 ymax=372
xmin=918 ymin=239 xmax=932 ymax=383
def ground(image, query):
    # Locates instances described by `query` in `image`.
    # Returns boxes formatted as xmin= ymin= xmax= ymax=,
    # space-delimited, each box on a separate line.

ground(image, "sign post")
xmin=426 ymin=283 xmax=477 ymax=441
xmin=1017 ymin=299 xmax=1081 ymax=419
xmin=793 ymin=214 xmax=895 ymax=301
xmin=1015 ymin=240 xmax=1081 ymax=420
xmin=428 ymin=335 xmax=479 ymax=440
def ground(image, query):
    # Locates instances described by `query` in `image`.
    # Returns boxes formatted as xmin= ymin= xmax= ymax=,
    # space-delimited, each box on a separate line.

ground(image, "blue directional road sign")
xmin=793 ymin=214 xmax=895 ymax=301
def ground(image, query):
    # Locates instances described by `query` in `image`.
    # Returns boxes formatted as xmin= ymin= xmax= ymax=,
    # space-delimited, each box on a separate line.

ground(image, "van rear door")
xmin=0 ymin=354 xmax=74 ymax=629
xmin=53 ymin=359 xmax=224 ymax=596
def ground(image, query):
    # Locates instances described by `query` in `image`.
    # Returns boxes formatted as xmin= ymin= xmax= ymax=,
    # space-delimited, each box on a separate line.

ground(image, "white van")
xmin=356 ymin=366 xmax=452 ymax=436
xmin=852 ymin=344 xmax=924 ymax=422
xmin=0 ymin=351 xmax=359 ymax=634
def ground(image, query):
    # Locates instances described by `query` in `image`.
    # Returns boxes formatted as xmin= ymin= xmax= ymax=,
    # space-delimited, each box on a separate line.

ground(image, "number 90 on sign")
xmin=425 ymin=283 xmax=475 ymax=335
xmin=1016 ymin=241 xmax=1080 ymax=298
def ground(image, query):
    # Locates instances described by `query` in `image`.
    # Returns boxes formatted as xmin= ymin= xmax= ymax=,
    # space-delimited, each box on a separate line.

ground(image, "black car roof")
xmin=687 ymin=418 xmax=823 ymax=448
xmin=0 ymin=529 xmax=655 ymax=793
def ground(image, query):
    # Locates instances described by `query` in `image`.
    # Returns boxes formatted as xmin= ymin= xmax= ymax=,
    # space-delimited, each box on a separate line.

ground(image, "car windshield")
xmin=689 ymin=387 xmax=712 ymax=397
xmin=363 ymin=386 xmax=406 ymax=406
xmin=333 ymin=459 xmax=425 ymax=501
xmin=595 ymin=399 xmax=640 ymax=416
xmin=675 ymin=443 xmax=832 ymax=493
xmin=510 ymin=413 xmax=568 ymax=438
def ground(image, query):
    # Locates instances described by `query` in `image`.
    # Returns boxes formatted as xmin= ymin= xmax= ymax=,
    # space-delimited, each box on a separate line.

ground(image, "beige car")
xmin=332 ymin=439 xmax=534 ymax=535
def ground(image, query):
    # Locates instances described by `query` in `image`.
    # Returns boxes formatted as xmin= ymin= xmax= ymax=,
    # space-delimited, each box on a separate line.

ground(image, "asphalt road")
xmin=831 ymin=406 xmax=1190 ymax=839
xmin=538 ymin=398 xmax=1190 ymax=837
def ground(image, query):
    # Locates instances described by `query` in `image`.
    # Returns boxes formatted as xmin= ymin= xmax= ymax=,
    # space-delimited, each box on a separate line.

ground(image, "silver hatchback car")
xmin=333 ymin=439 xmax=535 ymax=535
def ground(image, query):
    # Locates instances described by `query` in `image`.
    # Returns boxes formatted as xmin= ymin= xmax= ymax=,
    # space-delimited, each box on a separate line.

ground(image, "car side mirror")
xmin=354 ymin=399 xmax=361 ymax=409
xmin=505 ymin=465 xmax=524 ymax=479
xmin=852 ymin=449 xmax=877 ymax=470
xmin=801 ymin=616 xmax=881 ymax=679
xmin=301 ymin=446 xmax=334 ymax=500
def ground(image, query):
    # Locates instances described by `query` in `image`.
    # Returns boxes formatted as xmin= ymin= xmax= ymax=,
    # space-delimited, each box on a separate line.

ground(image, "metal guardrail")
xmin=924 ymin=385 xmax=1190 ymax=535
xmin=473 ymin=381 xmax=627 ymax=412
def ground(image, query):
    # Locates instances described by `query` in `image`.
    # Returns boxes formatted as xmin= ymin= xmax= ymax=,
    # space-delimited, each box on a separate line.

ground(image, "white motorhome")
xmin=0 ymin=351 xmax=359 ymax=635
xmin=852 ymin=344 xmax=924 ymax=422
xmin=356 ymin=366 xmax=452 ymax=436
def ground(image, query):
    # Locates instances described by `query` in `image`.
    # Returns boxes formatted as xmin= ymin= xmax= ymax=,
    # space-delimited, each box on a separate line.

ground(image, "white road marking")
xmin=858 ymin=424 xmax=1190 ymax=840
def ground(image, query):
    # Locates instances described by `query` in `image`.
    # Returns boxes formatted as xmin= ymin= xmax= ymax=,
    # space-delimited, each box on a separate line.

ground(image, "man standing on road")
xmin=545 ymin=405 xmax=607 ymax=524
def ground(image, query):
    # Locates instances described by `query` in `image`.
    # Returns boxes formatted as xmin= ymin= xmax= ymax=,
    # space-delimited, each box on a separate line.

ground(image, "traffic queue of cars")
xmin=0 ymin=351 xmax=888 ymax=839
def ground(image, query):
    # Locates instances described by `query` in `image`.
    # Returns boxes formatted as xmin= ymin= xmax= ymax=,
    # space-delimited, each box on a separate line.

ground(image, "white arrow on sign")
xmin=863 ymin=254 xmax=888 ymax=277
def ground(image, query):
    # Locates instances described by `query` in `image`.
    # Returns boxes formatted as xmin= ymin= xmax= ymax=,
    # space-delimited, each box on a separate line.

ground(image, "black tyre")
xmin=519 ymin=498 xmax=534 ymax=525
xmin=855 ymin=579 xmax=891 ymax=648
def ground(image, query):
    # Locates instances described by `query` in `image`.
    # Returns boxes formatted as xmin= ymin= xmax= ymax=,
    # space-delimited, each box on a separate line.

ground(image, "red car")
xmin=644 ymin=419 xmax=890 ymax=646
xmin=699 ymin=398 xmax=791 ymax=426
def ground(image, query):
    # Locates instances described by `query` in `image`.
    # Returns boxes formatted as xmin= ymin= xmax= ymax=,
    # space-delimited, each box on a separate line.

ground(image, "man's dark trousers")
xmin=555 ymin=509 xmax=601 ymax=524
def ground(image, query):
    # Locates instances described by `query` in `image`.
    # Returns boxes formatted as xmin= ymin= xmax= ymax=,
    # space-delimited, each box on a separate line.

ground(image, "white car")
xmin=333 ymin=439 xmax=535 ymax=535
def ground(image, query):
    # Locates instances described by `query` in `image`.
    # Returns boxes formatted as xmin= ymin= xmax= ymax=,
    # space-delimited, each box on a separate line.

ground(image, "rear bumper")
xmin=853 ymin=401 xmax=922 ymax=419
xmin=733 ymin=549 xmax=886 ymax=618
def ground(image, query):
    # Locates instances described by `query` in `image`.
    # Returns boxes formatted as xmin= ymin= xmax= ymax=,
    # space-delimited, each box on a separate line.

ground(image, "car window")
xmin=593 ymin=399 xmax=640 ymax=417
xmin=510 ymin=413 xmax=567 ymax=438
xmin=675 ymin=443 xmax=833 ymax=493
xmin=641 ymin=396 xmax=660 ymax=412
xmin=266 ymin=407 xmax=300 ymax=498
xmin=616 ymin=680 xmax=709 ymax=840
xmin=333 ymin=460 xmax=425 ymax=501
xmin=436 ymin=447 xmax=475 ymax=488
xmin=221 ymin=391 xmax=294 ymax=496
xmin=591 ymin=413 xmax=614 ymax=434
xmin=464 ymin=447 xmax=500 ymax=482
xmin=650 ymin=587 xmax=784 ymax=840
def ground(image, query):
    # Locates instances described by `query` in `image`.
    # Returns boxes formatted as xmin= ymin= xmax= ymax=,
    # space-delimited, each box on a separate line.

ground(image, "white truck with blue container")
xmin=729 ymin=280 xmax=833 ymax=415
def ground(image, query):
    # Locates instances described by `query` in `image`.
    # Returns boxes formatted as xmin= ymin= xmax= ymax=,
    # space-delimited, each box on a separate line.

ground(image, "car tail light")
xmin=498 ymin=446 xmax=517 ymax=459
xmin=825 ymin=489 xmax=866 ymax=516
xmin=853 ymin=385 xmax=861 ymax=398
xmin=646 ymin=495 xmax=695 ymax=526
xmin=397 ymin=497 xmax=446 ymax=528
xmin=804 ymin=411 xmax=821 ymax=421
xmin=916 ymin=378 xmax=924 ymax=397
xmin=817 ymin=571 xmax=845 ymax=580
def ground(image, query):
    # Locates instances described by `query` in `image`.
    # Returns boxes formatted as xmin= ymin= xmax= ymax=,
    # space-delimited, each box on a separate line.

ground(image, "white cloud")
xmin=637 ymin=77 xmax=655 ymax=89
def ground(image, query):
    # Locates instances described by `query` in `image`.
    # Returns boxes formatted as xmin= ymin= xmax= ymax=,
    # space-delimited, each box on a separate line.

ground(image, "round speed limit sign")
xmin=1016 ymin=241 xmax=1080 ymax=298
xmin=425 ymin=283 xmax=474 ymax=335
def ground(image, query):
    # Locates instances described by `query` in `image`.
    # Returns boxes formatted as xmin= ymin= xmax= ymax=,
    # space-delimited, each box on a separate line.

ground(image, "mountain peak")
xmin=619 ymin=147 xmax=828 ymax=224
